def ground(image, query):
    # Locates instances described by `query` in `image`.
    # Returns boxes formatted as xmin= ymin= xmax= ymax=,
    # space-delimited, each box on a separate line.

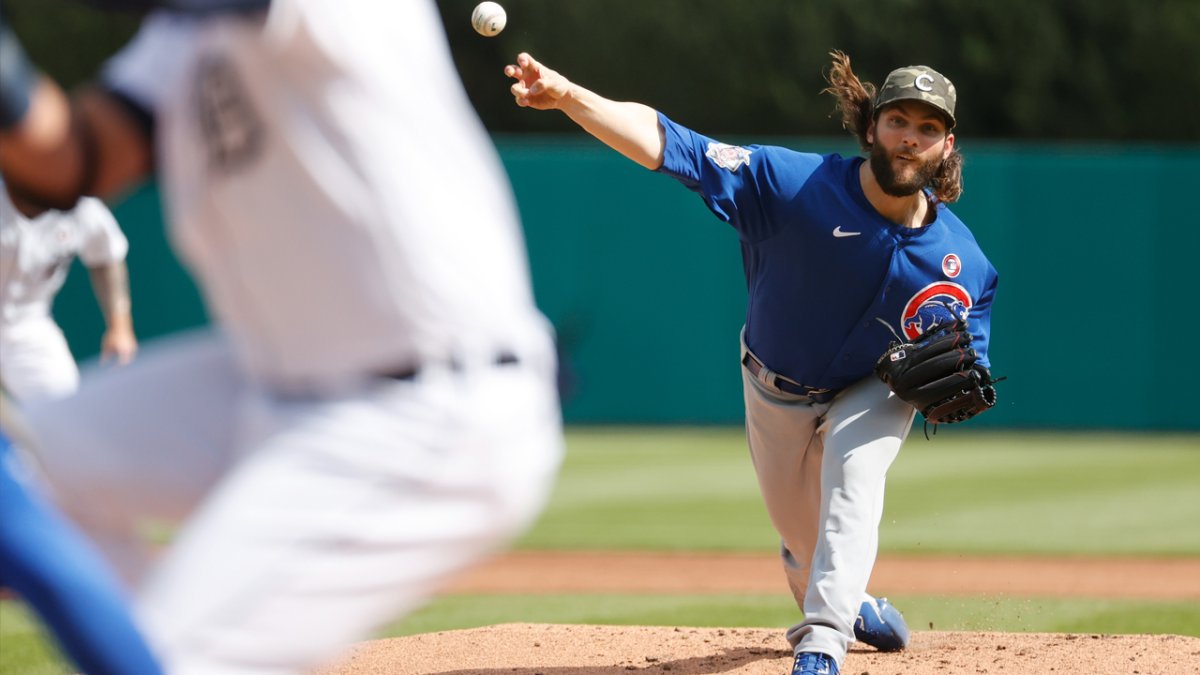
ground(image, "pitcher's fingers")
xmin=511 ymin=81 xmax=533 ymax=106
xmin=504 ymin=64 xmax=523 ymax=79
xmin=516 ymin=52 xmax=539 ymax=73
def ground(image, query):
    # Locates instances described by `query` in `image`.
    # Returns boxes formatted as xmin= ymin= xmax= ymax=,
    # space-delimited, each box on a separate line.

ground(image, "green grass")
xmin=520 ymin=427 xmax=773 ymax=550
xmin=383 ymin=593 xmax=1200 ymax=638
xmin=880 ymin=432 xmax=1200 ymax=555
xmin=0 ymin=604 xmax=72 ymax=675
xmin=521 ymin=428 xmax=1200 ymax=556
xmin=4 ymin=428 xmax=1199 ymax=674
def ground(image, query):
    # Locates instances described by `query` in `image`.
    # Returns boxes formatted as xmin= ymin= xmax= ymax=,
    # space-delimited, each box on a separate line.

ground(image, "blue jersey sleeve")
xmin=655 ymin=112 xmax=823 ymax=243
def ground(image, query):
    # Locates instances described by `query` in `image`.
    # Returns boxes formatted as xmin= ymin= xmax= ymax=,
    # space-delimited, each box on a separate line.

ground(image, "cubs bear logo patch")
xmin=901 ymin=282 xmax=973 ymax=339
xmin=705 ymin=142 xmax=752 ymax=171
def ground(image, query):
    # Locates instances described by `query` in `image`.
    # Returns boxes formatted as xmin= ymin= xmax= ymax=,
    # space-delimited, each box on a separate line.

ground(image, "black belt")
xmin=380 ymin=351 xmax=520 ymax=382
xmin=741 ymin=352 xmax=836 ymax=403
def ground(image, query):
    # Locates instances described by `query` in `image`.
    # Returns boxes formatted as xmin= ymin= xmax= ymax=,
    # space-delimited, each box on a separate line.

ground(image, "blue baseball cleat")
xmin=791 ymin=651 xmax=839 ymax=675
xmin=854 ymin=595 xmax=911 ymax=651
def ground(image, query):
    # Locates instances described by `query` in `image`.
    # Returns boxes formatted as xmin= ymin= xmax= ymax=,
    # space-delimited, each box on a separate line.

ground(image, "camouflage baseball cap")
xmin=874 ymin=66 xmax=957 ymax=129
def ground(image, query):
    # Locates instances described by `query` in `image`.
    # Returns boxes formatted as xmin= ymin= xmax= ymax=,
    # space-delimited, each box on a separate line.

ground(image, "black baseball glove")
xmin=874 ymin=317 xmax=999 ymax=426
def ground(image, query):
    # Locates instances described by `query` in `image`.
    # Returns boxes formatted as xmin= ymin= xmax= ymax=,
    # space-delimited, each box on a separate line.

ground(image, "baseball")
xmin=471 ymin=2 xmax=507 ymax=37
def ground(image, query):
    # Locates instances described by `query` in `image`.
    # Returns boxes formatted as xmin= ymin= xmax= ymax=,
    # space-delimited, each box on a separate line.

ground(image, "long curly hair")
xmin=822 ymin=50 xmax=963 ymax=203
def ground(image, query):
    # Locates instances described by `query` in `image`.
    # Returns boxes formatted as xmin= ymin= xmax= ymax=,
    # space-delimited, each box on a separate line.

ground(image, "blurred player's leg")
xmin=137 ymin=355 xmax=563 ymax=674
xmin=22 ymin=329 xmax=245 ymax=586
xmin=0 ymin=429 xmax=163 ymax=675
xmin=0 ymin=317 xmax=80 ymax=403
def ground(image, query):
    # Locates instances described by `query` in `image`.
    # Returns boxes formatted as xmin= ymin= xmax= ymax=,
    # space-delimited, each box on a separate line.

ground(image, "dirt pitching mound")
xmin=321 ymin=623 xmax=1200 ymax=674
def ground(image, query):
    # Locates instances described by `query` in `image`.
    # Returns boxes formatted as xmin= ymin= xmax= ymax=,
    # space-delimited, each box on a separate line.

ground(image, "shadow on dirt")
xmin=423 ymin=645 xmax=792 ymax=674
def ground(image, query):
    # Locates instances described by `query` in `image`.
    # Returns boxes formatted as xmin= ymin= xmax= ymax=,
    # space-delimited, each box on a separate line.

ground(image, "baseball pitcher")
xmin=505 ymin=50 xmax=999 ymax=675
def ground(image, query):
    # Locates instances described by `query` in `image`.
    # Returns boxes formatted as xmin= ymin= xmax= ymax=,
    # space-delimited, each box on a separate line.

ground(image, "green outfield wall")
xmin=52 ymin=138 xmax=1200 ymax=430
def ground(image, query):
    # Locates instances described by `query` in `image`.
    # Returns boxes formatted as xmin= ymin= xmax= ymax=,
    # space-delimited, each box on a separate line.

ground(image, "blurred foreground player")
xmin=1 ymin=2 xmax=563 ymax=673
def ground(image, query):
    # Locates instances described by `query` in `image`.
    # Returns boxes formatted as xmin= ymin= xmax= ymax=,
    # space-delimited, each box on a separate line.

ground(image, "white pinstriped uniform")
xmin=0 ymin=186 xmax=128 ymax=402
xmin=24 ymin=2 xmax=564 ymax=673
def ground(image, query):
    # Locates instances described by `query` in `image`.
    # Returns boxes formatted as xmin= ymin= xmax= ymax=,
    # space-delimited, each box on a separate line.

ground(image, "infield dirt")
xmin=318 ymin=552 xmax=1200 ymax=675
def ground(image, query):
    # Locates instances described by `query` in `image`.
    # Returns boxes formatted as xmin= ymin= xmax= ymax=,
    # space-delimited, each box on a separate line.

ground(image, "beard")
xmin=869 ymin=144 xmax=942 ymax=197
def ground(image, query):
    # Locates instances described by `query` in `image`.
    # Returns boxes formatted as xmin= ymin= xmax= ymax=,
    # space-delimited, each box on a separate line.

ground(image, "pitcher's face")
xmin=867 ymin=102 xmax=954 ymax=197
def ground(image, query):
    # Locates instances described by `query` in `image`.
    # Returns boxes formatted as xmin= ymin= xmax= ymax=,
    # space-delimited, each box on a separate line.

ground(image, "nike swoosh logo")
xmin=833 ymin=226 xmax=862 ymax=238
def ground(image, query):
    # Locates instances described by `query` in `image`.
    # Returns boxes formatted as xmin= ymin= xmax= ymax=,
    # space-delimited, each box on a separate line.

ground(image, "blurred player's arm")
xmin=87 ymin=260 xmax=137 ymax=365
xmin=0 ymin=25 xmax=151 ymax=210
xmin=505 ymin=52 xmax=665 ymax=170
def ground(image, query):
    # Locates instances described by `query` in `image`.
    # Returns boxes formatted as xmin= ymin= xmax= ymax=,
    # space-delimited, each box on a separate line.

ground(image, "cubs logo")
xmin=901 ymin=282 xmax=972 ymax=339
xmin=942 ymin=253 xmax=961 ymax=278
xmin=705 ymin=142 xmax=752 ymax=171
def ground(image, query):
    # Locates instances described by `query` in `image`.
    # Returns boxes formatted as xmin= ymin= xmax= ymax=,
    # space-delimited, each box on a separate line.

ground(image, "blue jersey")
xmin=656 ymin=113 xmax=998 ymax=392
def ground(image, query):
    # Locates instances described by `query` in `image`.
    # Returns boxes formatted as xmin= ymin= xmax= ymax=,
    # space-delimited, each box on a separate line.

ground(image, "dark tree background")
xmin=5 ymin=0 xmax=1199 ymax=141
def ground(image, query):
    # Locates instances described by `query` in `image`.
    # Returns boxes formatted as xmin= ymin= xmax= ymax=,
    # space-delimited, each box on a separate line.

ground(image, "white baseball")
xmin=471 ymin=2 xmax=507 ymax=37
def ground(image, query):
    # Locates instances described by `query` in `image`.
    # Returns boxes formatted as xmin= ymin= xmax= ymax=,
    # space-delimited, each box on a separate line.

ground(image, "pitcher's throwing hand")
xmin=505 ymin=53 xmax=572 ymax=109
